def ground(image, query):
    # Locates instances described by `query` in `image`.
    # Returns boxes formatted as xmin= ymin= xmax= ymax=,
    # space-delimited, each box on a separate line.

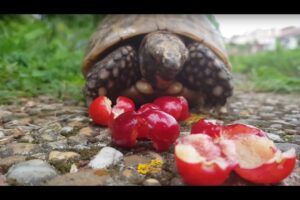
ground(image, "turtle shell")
xmin=82 ymin=14 xmax=231 ymax=77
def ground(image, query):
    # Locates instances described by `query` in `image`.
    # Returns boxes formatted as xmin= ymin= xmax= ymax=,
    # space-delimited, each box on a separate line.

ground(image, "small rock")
xmin=69 ymin=164 xmax=78 ymax=173
xmin=68 ymin=135 xmax=88 ymax=146
xmin=269 ymin=120 xmax=296 ymax=127
xmin=0 ymin=155 xmax=27 ymax=172
xmin=285 ymin=129 xmax=297 ymax=135
xmin=231 ymin=119 xmax=261 ymax=127
xmin=266 ymin=133 xmax=284 ymax=143
xmin=0 ymin=135 xmax=14 ymax=145
xmin=293 ymin=135 xmax=300 ymax=145
xmin=279 ymin=168 xmax=300 ymax=186
xmin=29 ymin=153 xmax=47 ymax=160
xmin=270 ymin=124 xmax=283 ymax=129
xmin=259 ymin=113 xmax=276 ymax=120
xmin=6 ymin=159 xmax=58 ymax=186
xmin=7 ymin=143 xmax=40 ymax=156
xmin=59 ymin=126 xmax=74 ymax=137
xmin=0 ymin=131 xmax=4 ymax=139
xmin=143 ymin=178 xmax=161 ymax=186
xmin=19 ymin=135 xmax=34 ymax=143
xmin=124 ymin=155 xmax=152 ymax=167
xmin=68 ymin=116 xmax=89 ymax=123
xmin=79 ymin=127 xmax=95 ymax=137
xmin=17 ymin=118 xmax=32 ymax=126
xmin=260 ymin=106 xmax=274 ymax=112
xmin=39 ymin=130 xmax=65 ymax=142
xmin=169 ymin=177 xmax=185 ymax=186
xmin=275 ymin=143 xmax=300 ymax=156
xmin=26 ymin=108 xmax=41 ymax=116
xmin=88 ymin=147 xmax=123 ymax=169
xmin=42 ymin=139 xmax=69 ymax=150
xmin=48 ymin=151 xmax=80 ymax=162
xmin=47 ymin=169 xmax=109 ymax=186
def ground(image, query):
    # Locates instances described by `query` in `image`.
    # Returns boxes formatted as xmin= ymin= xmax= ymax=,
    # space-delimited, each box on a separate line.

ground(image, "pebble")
xmin=42 ymin=139 xmax=69 ymax=150
xmin=39 ymin=130 xmax=65 ymax=142
xmin=19 ymin=135 xmax=35 ymax=143
xmin=293 ymin=135 xmax=300 ymax=145
xmin=270 ymin=124 xmax=283 ymax=129
xmin=279 ymin=168 xmax=300 ymax=186
xmin=259 ymin=113 xmax=276 ymax=120
xmin=47 ymin=169 xmax=110 ymax=186
xmin=169 ymin=177 xmax=185 ymax=186
xmin=48 ymin=151 xmax=80 ymax=162
xmin=124 ymin=155 xmax=152 ymax=167
xmin=79 ymin=127 xmax=95 ymax=137
xmin=6 ymin=159 xmax=58 ymax=186
xmin=0 ymin=155 xmax=26 ymax=172
xmin=68 ymin=135 xmax=88 ymax=146
xmin=266 ymin=133 xmax=284 ymax=143
xmin=0 ymin=131 xmax=4 ymax=138
xmin=275 ymin=143 xmax=300 ymax=155
xmin=143 ymin=178 xmax=161 ymax=186
xmin=0 ymin=143 xmax=41 ymax=157
xmin=285 ymin=129 xmax=297 ymax=135
xmin=88 ymin=147 xmax=123 ymax=169
xmin=59 ymin=126 xmax=74 ymax=136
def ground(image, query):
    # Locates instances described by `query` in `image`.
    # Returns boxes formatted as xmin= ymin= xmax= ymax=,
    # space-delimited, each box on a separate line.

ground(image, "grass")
xmin=230 ymin=47 xmax=300 ymax=93
xmin=0 ymin=15 xmax=103 ymax=104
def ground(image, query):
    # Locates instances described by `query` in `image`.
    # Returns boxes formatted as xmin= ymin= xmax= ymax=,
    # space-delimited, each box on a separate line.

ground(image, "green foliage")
xmin=0 ymin=15 xmax=104 ymax=104
xmin=230 ymin=48 xmax=300 ymax=93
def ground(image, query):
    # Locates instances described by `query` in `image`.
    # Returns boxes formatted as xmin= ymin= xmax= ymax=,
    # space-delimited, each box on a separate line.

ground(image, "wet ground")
xmin=1 ymin=83 xmax=300 ymax=186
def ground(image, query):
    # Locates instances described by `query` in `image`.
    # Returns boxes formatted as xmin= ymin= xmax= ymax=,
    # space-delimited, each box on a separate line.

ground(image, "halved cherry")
xmin=153 ymin=96 xmax=183 ymax=120
xmin=89 ymin=96 xmax=113 ymax=126
xmin=140 ymin=109 xmax=180 ymax=152
xmin=191 ymin=119 xmax=222 ymax=139
xmin=231 ymin=133 xmax=296 ymax=184
xmin=222 ymin=123 xmax=266 ymax=139
xmin=89 ymin=96 xmax=135 ymax=127
xmin=112 ymin=96 xmax=136 ymax=119
xmin=175 ymin=134 xmax=238 ymax=186
xmin=111 ymin=111 xmax=149 ymax=148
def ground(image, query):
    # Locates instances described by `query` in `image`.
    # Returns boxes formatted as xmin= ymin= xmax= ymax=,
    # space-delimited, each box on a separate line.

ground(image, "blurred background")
xmin=0 ymin=15 xmax=299 ymax=104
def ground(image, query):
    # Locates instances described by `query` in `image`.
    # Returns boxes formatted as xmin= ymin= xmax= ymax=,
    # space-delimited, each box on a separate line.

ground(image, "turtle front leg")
xmin=84 ymin=45 xmax=140 ymax=106
xmin=179 ymin=42 xmax=233 ymax=109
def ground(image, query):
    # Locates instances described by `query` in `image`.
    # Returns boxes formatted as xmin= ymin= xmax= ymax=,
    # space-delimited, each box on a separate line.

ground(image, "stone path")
xmin=1 ymin=89 xmax=300 ymax=186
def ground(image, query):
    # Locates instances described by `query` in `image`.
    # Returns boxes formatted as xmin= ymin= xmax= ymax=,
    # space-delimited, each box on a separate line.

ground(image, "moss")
xmin=283 ymin=135 xmax=294 ymax=143
xmin=49 ymin=160 xmax=74 ymax=174
xmin=75 ymin=146 xmax=101 ymax=160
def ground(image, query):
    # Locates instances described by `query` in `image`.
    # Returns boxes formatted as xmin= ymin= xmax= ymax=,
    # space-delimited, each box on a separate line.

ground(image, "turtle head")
xmin=139 ymin=31 xmax=188 ymax=90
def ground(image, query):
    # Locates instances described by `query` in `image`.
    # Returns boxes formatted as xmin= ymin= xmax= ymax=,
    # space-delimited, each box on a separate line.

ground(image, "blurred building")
xmin=226 ymin=26 xmax=300 ymax=55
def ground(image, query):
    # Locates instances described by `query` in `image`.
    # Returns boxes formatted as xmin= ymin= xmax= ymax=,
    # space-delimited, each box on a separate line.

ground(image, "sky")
xmin=214 ymin=15 xmax=300 ymax=39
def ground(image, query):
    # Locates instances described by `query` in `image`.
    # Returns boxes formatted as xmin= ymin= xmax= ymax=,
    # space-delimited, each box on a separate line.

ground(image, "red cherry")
xmin=137 ymin=103 xmax=160 ymax=114
xmin=177 ymin=96 xmax=190 ymax=121
xmin=175 ymin=134 xmax=237 ymax=186
xmin=140 ymin=109 xmax=180 ymax=152
xmin=89 ymin=96 xmax=113 ymax=126
xmin=191 ymin=119 xmax=222 ymax=138
xmin=112 ymin=96 xmax=135 ymax=116
xmin=153 ymin=96 xmax=183 ymax=120
xmin=111 ymin=111 xmax=148 ymax=148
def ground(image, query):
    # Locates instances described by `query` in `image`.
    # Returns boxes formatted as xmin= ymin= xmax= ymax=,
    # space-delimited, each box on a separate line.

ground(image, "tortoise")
xmin=82 ymin=15 xmax=233 ymax=109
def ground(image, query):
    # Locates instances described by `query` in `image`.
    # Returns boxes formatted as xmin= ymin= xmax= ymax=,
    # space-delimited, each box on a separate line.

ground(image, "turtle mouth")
xmin=119 ymin=79 xmax=203 ymax=107
xmin=135 ymin=79 xmax=183 ymax=95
